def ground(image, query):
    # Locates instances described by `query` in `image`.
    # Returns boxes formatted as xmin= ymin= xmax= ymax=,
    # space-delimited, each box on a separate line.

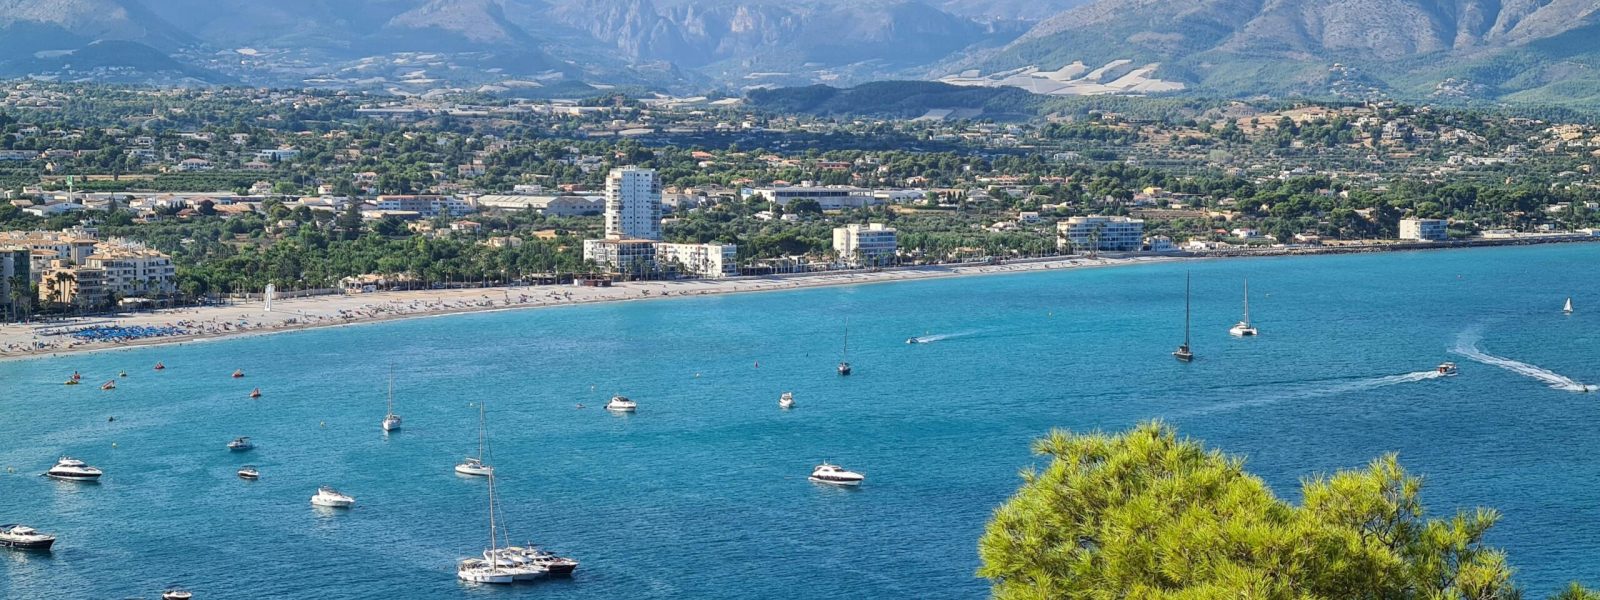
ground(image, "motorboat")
xmin=227 ymin=437 xmax=253 ymax=452
xmin=906 ymin=337 xmax=920 ymax=344
xmin=237 ymin=466 xmax=260 ymax=480
xmin=484 ymin=548 xmax=551 ymax=581
xmin=381 ymin=373 xmax=402 ymax=432
xmin=100 ymin=380 xmax=116 ymax=390
xmin=0 ymin=524 xmax=56 ymax=550
xmin=162 ymin=588 xmax=193 ymax=600
xmin=514 ymin=546 xmax=579 ymax=576
xmin=231 ymin=369 xmax=244 ymax=378
xmin=605 ymin=395 xmax=637 ymax=412
xmin=1438 ymin=362 xmax=1458 ymax=376
xmin=455 ymin=457 xmax=493 ymax=477
xmin=45 ymin=457 xmax=102 ymax=481
xmin=119 ymin=371 xmax=127 ymax=377
xmin=779 ymin=392 xmax=795 ymax=409
xmin=249 ymin=388 xmax=261 ymax=399
xmin=310 ymin=486 xmax=355 ymax=508
xmin=809 ymin=462 xmax=865 ymax=486
xmin=1228 ymin=278 xmax=1259 ymax=337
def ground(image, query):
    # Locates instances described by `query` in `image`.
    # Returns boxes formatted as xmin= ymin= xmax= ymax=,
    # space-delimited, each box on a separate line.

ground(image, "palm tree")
xmin=8 ymin=275 xmax=33 ymax=322
xmin=51 ymin=271 xmax=76 ymax=309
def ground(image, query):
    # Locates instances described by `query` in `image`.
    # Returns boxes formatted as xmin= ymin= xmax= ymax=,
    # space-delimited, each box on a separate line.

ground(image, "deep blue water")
xmin=3 ymin=243 xmax=1600 ymax=599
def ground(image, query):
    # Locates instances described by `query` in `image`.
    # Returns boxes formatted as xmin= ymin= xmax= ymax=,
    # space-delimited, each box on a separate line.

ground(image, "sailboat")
xmin=381 ymin=373 xmax=402 ymax=432
xmin=1564 ymin=297 xmax=1574 ymax=314
xmin=457 ymin=406 xmax=544 ymax=584
xmin=837 ymin=318 xmax=852 ymax=376
xmin=1174 ymin=273 xmax=1194 ymax=362
xmin=1229 ymin=279 xmax=1258 ymax=336
xmin=455 ymin=403 xmax=493 ymax=477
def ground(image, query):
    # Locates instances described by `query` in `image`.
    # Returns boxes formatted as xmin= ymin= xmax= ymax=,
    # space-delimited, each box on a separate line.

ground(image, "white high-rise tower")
xmin=604 ymin=167 xmax=661 ymax=240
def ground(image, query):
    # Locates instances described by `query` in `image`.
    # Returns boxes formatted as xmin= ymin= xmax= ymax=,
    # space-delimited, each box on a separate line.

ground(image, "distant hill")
xmin=962 ymin=0 xmax=1600 ymax=106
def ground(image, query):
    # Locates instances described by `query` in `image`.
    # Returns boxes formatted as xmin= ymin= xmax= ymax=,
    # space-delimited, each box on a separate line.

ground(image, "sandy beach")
xmin=0 ymin=255 xmax=1184 ymax=362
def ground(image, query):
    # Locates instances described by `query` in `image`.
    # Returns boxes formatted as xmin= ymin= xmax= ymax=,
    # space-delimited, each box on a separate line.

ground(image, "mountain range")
xmin=0 ymin=0 xmax=1596 ymax=106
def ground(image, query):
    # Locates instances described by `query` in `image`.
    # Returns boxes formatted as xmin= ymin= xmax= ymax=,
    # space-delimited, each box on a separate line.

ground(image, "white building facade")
xmin=605 ymin=167 xmax=662 ymax=240
xmin=833 ymin=223 xmax=898 ymax=266
xmin=1400 ymin=218 xmax=1448 ymax=241
xmin=1057 ymin=216 xmax=1145 ymax=252
xmin=657 ymin=243 xmax=739 ymax=279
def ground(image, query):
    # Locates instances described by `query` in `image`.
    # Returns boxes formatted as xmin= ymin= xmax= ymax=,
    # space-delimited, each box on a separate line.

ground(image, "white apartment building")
xmin=1057 ymin=216 xmax=1145 ymax=252
xmin=657 ymin=243 xmax=738 ymax=279
xmin=85 ymin=244 xmax=177 ymax=297
xmin=582 ymin=239 xmax=658 ymax=276
xmin=375 ymin=195 xmax=474 ymax=218
xmin=605 ymin=167 xmax=662 ymax=240
xmin=748 ymin=186 xmax=884 ymax=210
xmin=833 ymin=223 xmax=898 ymax=266
xmin=1400 ymin=218 xmax=1448 ymax=241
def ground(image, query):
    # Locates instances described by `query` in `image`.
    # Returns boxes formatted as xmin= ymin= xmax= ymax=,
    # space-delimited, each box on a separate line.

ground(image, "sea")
xmin=3 ymin=243 xmax=1599 ymax=599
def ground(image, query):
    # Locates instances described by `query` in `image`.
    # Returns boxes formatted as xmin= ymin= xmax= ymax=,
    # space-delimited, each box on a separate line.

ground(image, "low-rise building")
xmin=582 ymin=239 xmax=658 ymax=278
xmin=749 ymin=186 xmax=884 ymax=210
xmin=84 ymin=243 xmax=176 ymax=298
xmin=1057 ymin=216 xmax=1145 ymax=252
xmin=1400 ymin=218 xmax=1448 ymax=241
xmin=833 ymin=223 xmax=898 ymax=266
xmin=657 ymin=243 xmax=738 ymax=279
xmin=375 ymin=195 xmax=473 ymax=218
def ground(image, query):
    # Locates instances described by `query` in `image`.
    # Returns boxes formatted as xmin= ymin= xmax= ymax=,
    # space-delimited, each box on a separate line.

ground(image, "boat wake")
xmin=907 ymin=330 xmax=978 ymax=344
xmin=1185 ymin=370 xmax=1445 ymax=416
xmin=1452 ymin=331 xmax=1596 ymax=393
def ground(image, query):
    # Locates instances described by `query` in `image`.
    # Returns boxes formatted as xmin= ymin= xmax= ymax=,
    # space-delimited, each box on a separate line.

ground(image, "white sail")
xmin=1565 ymin=297 xmax=1574 ymax=314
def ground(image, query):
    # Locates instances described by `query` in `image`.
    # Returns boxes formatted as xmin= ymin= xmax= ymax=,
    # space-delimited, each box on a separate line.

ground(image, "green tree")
xmin=978 ymin=422 xmax=1581 ymax=600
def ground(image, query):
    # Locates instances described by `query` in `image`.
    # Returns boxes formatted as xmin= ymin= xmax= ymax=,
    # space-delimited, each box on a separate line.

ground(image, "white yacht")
xmin=458 ymin=558 xmax=516 ymax=584
xmin=162 ymin=589 xmax=193 ymax=600
xmin=382 ymin=372 xmax=402 ymax=432
xmin=45 ymin=457 xmax=102 ymax=481
xmin=503 ymin=545 xmax=579 ymax=576
xmin=0 ymin=524 xmax=56 ymax=550
xmin=310 ymin=486 xmax=355 ymax=508
xmin=455 ymin=402 xmax=493 ymax=476
xmin=485 ymin=548 xmax=551 ymax=581
xmin=237 ymin=466 xmax=260 ymax=480
xmin=1229 ymin=278 xmax=1258 ymax=337
xmin=1438 ymin=362 xmax=1459 ymax=376
xmin=605 ymin=395 xmax=637 ymax=412
xmin=227 ymin=436 xmax=253 ymax=452
xmin=809 ymin=462 xmax=865 ymax=486
xmin=779 ymin=392 xmax=795 ymax=409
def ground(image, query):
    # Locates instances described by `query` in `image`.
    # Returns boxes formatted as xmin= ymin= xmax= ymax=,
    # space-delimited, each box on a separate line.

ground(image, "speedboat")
xmin=231 ymin=369 xmax=244 ymax=378
xmin=837 ymin=361 xmax=851 ymax=376
xmin=455 ymin=457 xmax=493 ymax=477
xmin=45 ymin=457 xmax=103 ymax=481
xmin=906 ymin=337 xmax=920 ymax=344
xmin=162 ymin=588 xmax=193 ymax=600
xmin=809 ymin=462 xmax=865 ymax=486
xmin=779 ymin=392 xmax=795 ymax=409
xmin=1438 ymin=362 xmax=1458 ymax=376
xmin=249 ymin=387 xmax=261 ymax=399
xmin=485 ymin=548 xmax=551 ymax=581
xmin=605 ymin=395 xmax=637 ymax=412
xmin=310 ymin=486 xmax=355 ymax=508
xmin=0 ymin=524 xmax=56 ymax=550
xmin=227 ymin=436 xmax=253 ymax=452
xmin=100 ymin=380 xmax=116 ymax=390
xmin=510 ymin=545 xmax=579 ymax=576
xmin=237 ymin=466 xmax=260 ymax=480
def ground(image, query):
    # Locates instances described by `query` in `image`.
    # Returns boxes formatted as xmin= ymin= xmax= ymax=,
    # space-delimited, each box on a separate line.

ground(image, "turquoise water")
xmin=3 ymin=244 xmax=1600 ymax=598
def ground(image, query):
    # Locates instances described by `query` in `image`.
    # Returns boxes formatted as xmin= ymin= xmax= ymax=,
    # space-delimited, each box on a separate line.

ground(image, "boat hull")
xmin=808 ymin=476 xmax=863 ymax=486
xmin=459 ymin=570 xmax=515 ymax=584
xmin=455 ymin=465 xmax=493 ymax=477
xmin=0 ymin=537 xmax=55 ymax=550
xmin=45 ymin=471 xmax=101 ymax=481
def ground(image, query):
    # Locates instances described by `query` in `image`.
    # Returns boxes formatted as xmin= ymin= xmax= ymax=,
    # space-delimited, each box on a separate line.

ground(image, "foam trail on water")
xmin=909 ymin=330 xmax=978 ymax=344
xmin=1184 ymin=370 xmax=1445 ymax=416
xmin=1452 ymin=330 xmax=1597 ymax=393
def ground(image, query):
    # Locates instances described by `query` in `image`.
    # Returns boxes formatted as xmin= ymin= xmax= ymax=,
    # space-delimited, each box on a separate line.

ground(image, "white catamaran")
xmin=1229 ymin=278 xmax=1258 ymax=337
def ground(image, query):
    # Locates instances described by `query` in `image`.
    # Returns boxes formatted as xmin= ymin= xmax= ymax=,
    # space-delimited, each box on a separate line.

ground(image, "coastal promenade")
xmin=0 ymin=255 xmax=1179 ymax=361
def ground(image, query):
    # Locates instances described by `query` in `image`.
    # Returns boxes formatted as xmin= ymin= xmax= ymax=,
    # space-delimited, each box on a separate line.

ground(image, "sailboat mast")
xmin=1184 ymin=273 xmax=1191 ymax=346
xmin=842 ymin=318 xmax=849 ymax=358
xmin=476 ymin=402 xmax=487 ymax=460
xmin=1242 ymin=279 xmax=1250 ymax=325
xmin=386 ymin=372 xmax=395 ymax=414
xmin=487 ymin=471 xmax=499 ymax=570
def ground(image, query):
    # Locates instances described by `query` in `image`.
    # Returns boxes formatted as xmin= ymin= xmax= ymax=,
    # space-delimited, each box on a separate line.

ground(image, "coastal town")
xmin=0 ymin=84 xmax=1596 ymax=324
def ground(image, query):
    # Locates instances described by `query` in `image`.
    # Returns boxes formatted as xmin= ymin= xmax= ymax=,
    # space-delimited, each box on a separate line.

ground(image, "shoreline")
xmin=0 ymin=254 xmax=1183 ymax=363
xmin=3 ymin=236 xmax=1595 ymax=363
